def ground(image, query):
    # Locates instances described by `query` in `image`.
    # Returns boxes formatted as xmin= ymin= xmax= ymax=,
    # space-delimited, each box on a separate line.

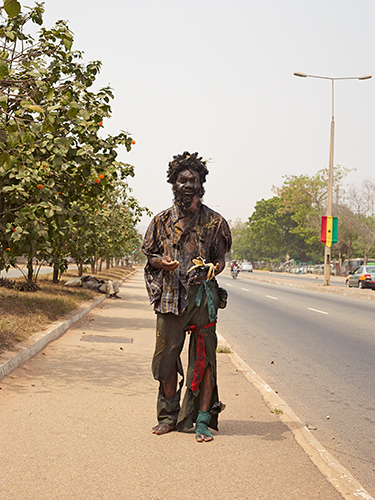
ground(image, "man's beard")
xmin=173 ymin=185 xmax=205 ymax=213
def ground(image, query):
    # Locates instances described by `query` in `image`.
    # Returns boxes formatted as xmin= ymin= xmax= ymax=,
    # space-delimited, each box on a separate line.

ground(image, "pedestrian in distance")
xmin=142 ymin=151 xmax=232 ymax=442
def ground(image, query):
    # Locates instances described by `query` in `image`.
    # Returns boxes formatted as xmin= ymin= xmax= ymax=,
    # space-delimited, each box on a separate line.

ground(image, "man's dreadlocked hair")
xmin=167 ymin=151 xmax=209 ymax=185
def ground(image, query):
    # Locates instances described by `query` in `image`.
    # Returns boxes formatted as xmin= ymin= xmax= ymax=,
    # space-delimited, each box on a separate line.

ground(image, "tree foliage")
xmin=0 ymin=2 xmax=148 ymax=282
xmin=231 ymin=165 xmax=375 ymax=266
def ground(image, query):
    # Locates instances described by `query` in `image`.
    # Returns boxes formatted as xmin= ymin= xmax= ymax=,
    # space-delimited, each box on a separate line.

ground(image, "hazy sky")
xmin=39 ymin=0 xmax=374 ymax=232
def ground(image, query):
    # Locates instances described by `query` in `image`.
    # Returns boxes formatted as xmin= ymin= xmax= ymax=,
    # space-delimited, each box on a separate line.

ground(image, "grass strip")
xmin=0 ymin=267 xmax=134 ymax=352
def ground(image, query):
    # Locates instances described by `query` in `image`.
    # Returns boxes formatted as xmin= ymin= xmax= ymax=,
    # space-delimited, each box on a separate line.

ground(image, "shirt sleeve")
xmin=142 ymin=217 xmax=164 ymax=306
xmin=220 ymin=217 xmax=232 ymax=253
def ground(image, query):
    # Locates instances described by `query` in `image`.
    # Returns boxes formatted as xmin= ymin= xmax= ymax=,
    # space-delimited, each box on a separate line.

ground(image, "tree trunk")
xmin=77 ymin=262 xmax=83 ymax=277
xmin=106 ymin=257 xmax=110 ymax=270
xmin=99 ymin=258 xmax=103 ymax=272
xmin=52 ymin=264 xmax=59 ymax=283
xmin=27 ymin=258 xmax=33 ymax=282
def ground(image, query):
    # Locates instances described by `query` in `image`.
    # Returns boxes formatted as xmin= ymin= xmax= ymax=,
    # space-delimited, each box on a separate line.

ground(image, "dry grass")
xmin=0 ymin=266 xmax=134 ymax=352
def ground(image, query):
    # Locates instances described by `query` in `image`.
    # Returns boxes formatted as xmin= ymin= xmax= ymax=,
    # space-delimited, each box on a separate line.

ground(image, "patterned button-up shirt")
xmin=142 ymin=203 xmax=232 ymax=316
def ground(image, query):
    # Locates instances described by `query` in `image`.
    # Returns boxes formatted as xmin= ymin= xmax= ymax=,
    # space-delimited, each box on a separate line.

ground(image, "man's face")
xmin=173 ymin=169 xmax=202 ymax=213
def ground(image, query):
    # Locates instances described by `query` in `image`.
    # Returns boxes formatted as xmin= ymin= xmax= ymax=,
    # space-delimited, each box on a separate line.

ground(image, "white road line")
xmin=226 ymin=283 xmax=232 ymax=286
xmin=266 ymin=295 xmax=278 ymax=300
xmin=241 ymin=288 xmax=249 ymax=291
xmin=308 ymin=307 xmax=329 ymax=315
xmin=216 ymin=331 xmax=373 ymax=500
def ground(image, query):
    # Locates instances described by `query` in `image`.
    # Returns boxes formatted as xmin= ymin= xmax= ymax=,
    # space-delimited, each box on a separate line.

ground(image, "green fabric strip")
xmin=195 ymin=410 xmax=213 ymax=437
xmin=195 ymin=282 xmax=217 ymax=323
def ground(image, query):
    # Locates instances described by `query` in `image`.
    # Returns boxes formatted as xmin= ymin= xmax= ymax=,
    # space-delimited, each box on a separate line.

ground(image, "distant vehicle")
xmin=313 ymin=264 xmax=336 ymax=275
xmin=241 ymin=262 xmax=253 ymax=272
xmin=231 ymin=266 xmax=239 ymax=279
xmin=346 ymin=265 xmax=375 ymax=289
xmin=313 ymin=264 xmax=324 ymax=275
xmin=341 ymin=258 xmax=375 ymax=275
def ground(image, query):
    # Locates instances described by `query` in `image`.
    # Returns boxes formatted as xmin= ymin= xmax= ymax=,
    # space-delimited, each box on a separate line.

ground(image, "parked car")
xmin=241 ymin=261 xmax=253 ymax=272
xmin=313 ymin=264 xmax=336 ymax=275
xmin=313 ymin=264 xmax=324 ymax=275
xmin=346 ymin=265 xmax=375 ymax=289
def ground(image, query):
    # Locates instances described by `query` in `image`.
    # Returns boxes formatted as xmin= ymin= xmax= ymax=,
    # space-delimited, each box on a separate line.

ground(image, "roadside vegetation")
xmin=0 ymin=266 xmax=134 ymax=352
xmin=0 ymin=2 xmax=149 ymax=285
xmin=230 ymin=167 xmax=375 ymax=270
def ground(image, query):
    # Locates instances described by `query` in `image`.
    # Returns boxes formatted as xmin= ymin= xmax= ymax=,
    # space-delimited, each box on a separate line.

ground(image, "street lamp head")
xmin=294 ymin=72 xmax=307 ymax=78
xmin=358 ymin=74 xmax=372 ymax=80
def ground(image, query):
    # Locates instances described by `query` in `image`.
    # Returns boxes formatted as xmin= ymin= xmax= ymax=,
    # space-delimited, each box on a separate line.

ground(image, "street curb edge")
xmin=216 ymin=332 xmax=374 ymax=500
xmin=0 ymin=270 xmax=137 ymax=380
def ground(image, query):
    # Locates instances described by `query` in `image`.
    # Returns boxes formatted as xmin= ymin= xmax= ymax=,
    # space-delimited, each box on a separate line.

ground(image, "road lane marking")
xmin=216 ymin=331 xmax=373 ymax=500
xmin=308 ymin=307 xmax=329 ymax=315
xmin=241 ymin=288 xmax=249 ymax=291
xmin=266 ymin=295 xmax=278 ymax=300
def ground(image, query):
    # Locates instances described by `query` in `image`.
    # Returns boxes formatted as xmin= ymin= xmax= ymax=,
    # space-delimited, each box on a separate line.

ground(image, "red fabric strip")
xmin=321 ymin=216 xmax=327 ymax=244
xmin=188 ymin=321 xmax=217 ymax=392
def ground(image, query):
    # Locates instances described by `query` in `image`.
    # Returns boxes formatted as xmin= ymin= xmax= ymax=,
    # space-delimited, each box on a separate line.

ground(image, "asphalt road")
xmin=217 ymin=272 xmax=375 ymax=496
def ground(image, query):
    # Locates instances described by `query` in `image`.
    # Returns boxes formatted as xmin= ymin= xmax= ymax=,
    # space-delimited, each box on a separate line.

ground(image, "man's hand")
xmin=161 ymin=256 xmax=179 ymax=271
xmin=148 ymin=254 xmax=179 ymax=271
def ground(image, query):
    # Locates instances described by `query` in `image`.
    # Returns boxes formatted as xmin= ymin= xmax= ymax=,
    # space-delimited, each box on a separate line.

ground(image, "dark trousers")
xmin=152 ymin=281 xmax=220 ymax=428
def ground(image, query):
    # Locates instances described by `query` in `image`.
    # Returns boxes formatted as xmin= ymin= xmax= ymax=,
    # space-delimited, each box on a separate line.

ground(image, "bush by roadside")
xmin=0 ymin=267 xmax=134 ymax=352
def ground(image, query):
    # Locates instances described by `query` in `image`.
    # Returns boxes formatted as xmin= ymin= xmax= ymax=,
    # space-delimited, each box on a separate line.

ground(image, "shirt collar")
xmin=171 ymin=201 xmax=202 ymax=223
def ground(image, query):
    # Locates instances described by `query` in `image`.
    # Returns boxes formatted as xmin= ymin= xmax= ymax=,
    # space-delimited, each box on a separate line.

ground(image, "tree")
xmin=273 ymin=166 xmax=353 ymax=260
xmin=0 ymin=2 xmax=147 ymax=283
xmin=231 ymin=198 xmax=304 ymax=262
xmin=345 ymin=180 xmax=375 ymax=263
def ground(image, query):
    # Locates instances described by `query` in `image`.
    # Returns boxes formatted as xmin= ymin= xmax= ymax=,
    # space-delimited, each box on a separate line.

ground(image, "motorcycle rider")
xmin=231 ymin=261 xmax=239 ymax=272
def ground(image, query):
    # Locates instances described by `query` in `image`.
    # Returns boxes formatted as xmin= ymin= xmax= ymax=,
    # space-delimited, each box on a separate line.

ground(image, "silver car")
xmin=241 ymin=262 xmax=253 ymax=272
xmin=346 ymin=265 xmax=375 ymax=289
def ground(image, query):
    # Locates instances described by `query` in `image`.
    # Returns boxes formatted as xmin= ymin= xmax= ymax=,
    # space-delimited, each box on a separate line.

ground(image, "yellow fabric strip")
xmin=326 ymin=216 xmax=333 ymax=247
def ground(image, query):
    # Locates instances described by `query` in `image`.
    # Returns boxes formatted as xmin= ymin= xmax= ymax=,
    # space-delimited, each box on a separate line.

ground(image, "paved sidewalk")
xmin=0 ymin=272 xmax=363 ymax=499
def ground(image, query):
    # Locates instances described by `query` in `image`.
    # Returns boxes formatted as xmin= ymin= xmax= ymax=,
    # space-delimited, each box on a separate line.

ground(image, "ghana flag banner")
xmin=321 ymin=216 xmax=338 ymax=247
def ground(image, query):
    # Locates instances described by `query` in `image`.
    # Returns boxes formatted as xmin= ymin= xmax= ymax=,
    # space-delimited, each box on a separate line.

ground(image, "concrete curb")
xmin=0 ymin=270 xmax=137 ymax=380
xmin=217 ymin=332 xmax=375 ymax=500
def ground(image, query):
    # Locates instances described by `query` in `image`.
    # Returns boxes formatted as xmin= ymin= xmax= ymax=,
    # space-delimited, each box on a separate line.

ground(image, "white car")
xmin=241 ymin=262 xmax=253 ymax=272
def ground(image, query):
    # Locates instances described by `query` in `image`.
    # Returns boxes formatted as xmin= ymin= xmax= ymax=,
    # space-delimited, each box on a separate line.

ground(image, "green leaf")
xmin=67 ymin=107 xmax=79 ymax=119
xmin=46 ymin=88 xmax=54 ymax=101
xmin=45 ymin=208 xmax=54 ymax=218
xmin=19 ymin=207 xmax=31 ymax=216
xmin=0 ymin=61 xmax=9 ymax=79
xmin=7 ymin=132 xmax=20 ymax=148
xmin=62 ymin=34 xmax=73 ymax=51
xmin=3 ymin=0 xmax=21 ymax=18
xmin=80 ymin=108 xmax=90 ymax=120
xmin=20 ymin=100 xmax=32 ymax=108
xmin=28 ymin=104 xmax=44 ymax=114
xmin=1 ymin=152 xmax=11 ymax=169
xmin=0 ymin=95 xmax=7 ymax=109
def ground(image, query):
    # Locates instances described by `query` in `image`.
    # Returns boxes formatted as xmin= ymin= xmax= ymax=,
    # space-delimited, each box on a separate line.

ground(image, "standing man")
xmin=142 ymin=151 xmax=232 ymax=442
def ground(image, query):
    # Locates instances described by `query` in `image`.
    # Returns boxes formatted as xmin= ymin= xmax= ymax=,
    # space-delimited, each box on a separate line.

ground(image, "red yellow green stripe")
xmin=321 ymin=216 xmax=338 ymax=247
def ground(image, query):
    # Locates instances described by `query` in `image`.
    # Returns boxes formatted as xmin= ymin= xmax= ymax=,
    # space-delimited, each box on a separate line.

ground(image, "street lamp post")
xmin=294 ymin=72 xmax=372 ymax=286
